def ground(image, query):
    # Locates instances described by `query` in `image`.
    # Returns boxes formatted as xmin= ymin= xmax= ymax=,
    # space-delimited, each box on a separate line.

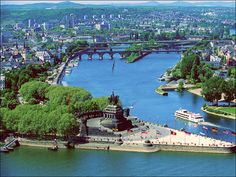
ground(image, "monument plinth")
xmin=100 ymin=92 xmax=133 ymax=131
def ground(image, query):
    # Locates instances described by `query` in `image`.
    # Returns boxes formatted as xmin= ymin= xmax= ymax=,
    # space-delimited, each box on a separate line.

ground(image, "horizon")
xmin=1 ymin=0 xmax=234 ymax=5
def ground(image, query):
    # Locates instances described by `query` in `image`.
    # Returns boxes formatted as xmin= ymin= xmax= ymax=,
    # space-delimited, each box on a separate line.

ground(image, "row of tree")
xmin=171 ymin=53 xmax=213 ymax=83
xmin=1 ymin=64 xmax=50 ymax=109
xmin=1 ymin=81 xmax=109 ymax=137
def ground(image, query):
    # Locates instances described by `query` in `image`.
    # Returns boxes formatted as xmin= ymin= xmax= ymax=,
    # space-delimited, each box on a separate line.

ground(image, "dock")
xmin=159 ymin=84 xmax=195 ymax=91
xmin=0 ymin=138 xmax=20 ymax=153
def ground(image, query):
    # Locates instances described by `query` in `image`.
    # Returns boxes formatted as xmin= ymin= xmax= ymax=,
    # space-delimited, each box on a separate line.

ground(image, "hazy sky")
xmin=2 ymin=1 xmax=233 ymax=5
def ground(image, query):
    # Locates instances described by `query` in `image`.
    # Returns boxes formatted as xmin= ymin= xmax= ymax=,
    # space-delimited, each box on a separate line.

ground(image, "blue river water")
xmin=1 ymin=52 xmax=235 ymax=176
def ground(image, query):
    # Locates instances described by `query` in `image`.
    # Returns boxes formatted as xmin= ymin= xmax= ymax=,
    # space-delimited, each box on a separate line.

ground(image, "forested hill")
xmin=2 ymin=1 xmax=234 ymax=11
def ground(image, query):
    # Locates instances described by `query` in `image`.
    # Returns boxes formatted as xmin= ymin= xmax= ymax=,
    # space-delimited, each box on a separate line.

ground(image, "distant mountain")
xmin=137 ymin=1 xmax=234 ymax=7
xmin=138 ymin=1 xmax=161 ymax=6
xmin=2 ymin=1 xmax=85 ymax=10
xmin=103 ymin=1 xmax=234 ymax=8
xmin=164 ymin=2 xmax=193 ymax=7
xmin=2 ymin=1 xmax=235 ymax=10
xmin=193 ymin=1 xmax=235 ymax=7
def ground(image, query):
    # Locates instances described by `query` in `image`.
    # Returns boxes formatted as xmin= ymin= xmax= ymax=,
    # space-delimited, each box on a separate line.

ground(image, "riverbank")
xmin=127 ymin=52 xmax=151 ymax=63
xmin=188 ymin=88 xmax=202 ymax=96
xmin=17 ymin=135 xmax=236 ymax=154
xmin=18 ymin=138 xmax=159 ymax=153
xmin=201 ymin=106 xmax=236 ymax=120
xmin=159 ymin=83 xmax=195 ymax=91
xmin=155 ymin=87 xmax=168 ymax=96
xmin=15 ymin=117 xmax=236 ymax=154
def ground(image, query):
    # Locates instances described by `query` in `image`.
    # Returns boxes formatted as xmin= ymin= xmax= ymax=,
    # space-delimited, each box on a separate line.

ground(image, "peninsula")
xmin=13 ymin=92 xmax=236 ymax=154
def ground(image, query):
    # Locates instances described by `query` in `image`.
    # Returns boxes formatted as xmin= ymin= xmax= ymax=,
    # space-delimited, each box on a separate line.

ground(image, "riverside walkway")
xmin=90 ymin=122 xmax=234 ymax=148
xmin=81 ymin=116 xmax=236 ymax=153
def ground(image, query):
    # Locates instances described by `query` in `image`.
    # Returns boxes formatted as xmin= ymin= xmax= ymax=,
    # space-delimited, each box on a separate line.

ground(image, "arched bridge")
xmin=75 ymin=48 xmax=187 ymax=60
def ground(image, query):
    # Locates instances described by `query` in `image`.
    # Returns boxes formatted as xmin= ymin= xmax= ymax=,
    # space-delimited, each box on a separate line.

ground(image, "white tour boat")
xmin=175 ymin=109 xmax=204 ymax=123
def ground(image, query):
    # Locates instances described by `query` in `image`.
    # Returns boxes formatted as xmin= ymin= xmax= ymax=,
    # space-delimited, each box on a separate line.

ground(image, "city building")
xmin=95 ymin=22 xmax=110 ymax=30
xmin=36 ymin=51 xmax=54 ymax=64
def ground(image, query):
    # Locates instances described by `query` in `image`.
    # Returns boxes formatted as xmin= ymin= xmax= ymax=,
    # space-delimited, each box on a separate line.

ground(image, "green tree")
xmin=19 ymin=81 xmax=49 ymax=104
xmin=180 ymin=54 xmax=197 ymax=78
xmin=202 ymin=76 xmax=225 ymax=105
xmin=190 ymin=64 xmax=199 ymax=83
xmin=228 ymin=67 xmax=236 ymax=78
xmin=177 ymin=81 xmax=184 ymax=92
xmin=223 ymin=80 xmax=236 ymax=105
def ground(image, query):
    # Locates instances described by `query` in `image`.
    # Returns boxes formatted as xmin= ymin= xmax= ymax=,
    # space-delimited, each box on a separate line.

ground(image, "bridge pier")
xmin=88 ymin=53 xmax=92 ymax=60
xmin=99 ymin=53 xmax=103 ymax=60
xmin=78 ymin=55 xmax=82 ymax=60
xmin=109 ymin=53 xmax=113 ymax=60
xmin=121 ymin=53 xmax=125 ymax=59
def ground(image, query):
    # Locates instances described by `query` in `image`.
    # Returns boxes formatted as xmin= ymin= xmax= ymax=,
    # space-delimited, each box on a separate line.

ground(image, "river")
xmin=1 ymin=52 xmax=235 ymax=176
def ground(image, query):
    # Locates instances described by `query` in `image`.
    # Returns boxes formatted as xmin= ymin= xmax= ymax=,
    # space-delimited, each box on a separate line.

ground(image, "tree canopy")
xmin=1 ymin=81 xmax=109 ymax=138
xmin=202 ymin=76 xmax=225 ymax=104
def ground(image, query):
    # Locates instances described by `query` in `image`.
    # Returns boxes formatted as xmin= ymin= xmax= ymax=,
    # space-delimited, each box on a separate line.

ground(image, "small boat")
xmin=199 ymin=132 xmax=205 ymax=136
xmin=212 ymin=128 xmax=218 ymax=133
xmin=231 ymin=131 xmax=236 ymax=136
xmin=73 ymin=61 xmax=79 ymax=67
xmin=6 ymin=147 xmax=14 ymax=151
xmin=180 ymin=128 xmax=185 ymax=131
xmin=184 ymin=131 xmax=191 ymax=135
xmin=65 ymin=68 xmax=71 ymax=75
xmin=0 ymin=147 xmax=9 ymax=153
xmin=223 ymin=130 xmax=229 ymax=135
xmin=48 ymin=146 xmax=58 ymax=151
xmin=163 ymin=124 xmax=168 ymax=127
xmin=129 ymin=105 xmax=134 ymax=109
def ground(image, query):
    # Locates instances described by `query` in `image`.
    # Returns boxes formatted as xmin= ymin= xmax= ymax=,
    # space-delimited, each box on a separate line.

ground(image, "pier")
xmin=0 ymin=138 xmax=20 ymax=153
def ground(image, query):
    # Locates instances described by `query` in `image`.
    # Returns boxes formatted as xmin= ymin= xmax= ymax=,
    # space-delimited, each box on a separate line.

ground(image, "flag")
xmin=112 ymin=60 xmax=115 ymax=73
xmin=170 ymin=130 xmax=177 ymax=135
xmin=223 ymin=130 xmax=229 ymax=135
xmin=200 ymin=132 xmax=205 ymax=136
xmin=203 ymin=126 xmax=208 ymax=130
xmin=232 ymin=131 xmax=236 ymax=136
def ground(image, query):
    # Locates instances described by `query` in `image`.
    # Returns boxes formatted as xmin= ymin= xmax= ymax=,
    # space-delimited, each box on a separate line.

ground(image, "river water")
xmin=1 ymin=52 xmax=235 ymax=176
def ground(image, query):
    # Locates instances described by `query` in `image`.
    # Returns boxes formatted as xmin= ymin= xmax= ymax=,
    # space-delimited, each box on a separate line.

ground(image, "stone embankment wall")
xmin=18 ymin=138 xmax=233 ymax=153
xmin=131 ymin=52 xmax=151 ymax=63
xmin=19 ymin=138 xmax=67 ymax=148
xmin=157 ymin=144 xmax=232 ymax=153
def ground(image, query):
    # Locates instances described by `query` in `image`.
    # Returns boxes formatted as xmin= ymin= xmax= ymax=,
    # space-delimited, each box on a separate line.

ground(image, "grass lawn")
xmin=216 ymin=107 xmax=236 ymax=116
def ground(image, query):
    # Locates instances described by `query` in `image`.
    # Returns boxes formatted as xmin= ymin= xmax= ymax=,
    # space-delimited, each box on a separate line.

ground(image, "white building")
xmin=0 ymin=74 xmax=5 ymax=90
xmin=95 ymin=22 xmax=110 ymax=30
xmin=36 ymin=51 xmax=53 ymax=64
xmin=208 ymin=55 xmax=221 ymax=67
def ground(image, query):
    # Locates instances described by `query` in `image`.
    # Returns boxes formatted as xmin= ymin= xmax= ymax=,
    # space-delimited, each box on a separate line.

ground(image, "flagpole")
xmin=184 ymin=133 xmax=186 ymax=144
xmin=68 ymin=95 xmax=70 ymax=112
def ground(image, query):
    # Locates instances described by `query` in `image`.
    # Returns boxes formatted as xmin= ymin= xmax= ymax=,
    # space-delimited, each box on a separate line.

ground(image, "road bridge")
xmin=74 ymin=48 xmax=187 ymax=60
